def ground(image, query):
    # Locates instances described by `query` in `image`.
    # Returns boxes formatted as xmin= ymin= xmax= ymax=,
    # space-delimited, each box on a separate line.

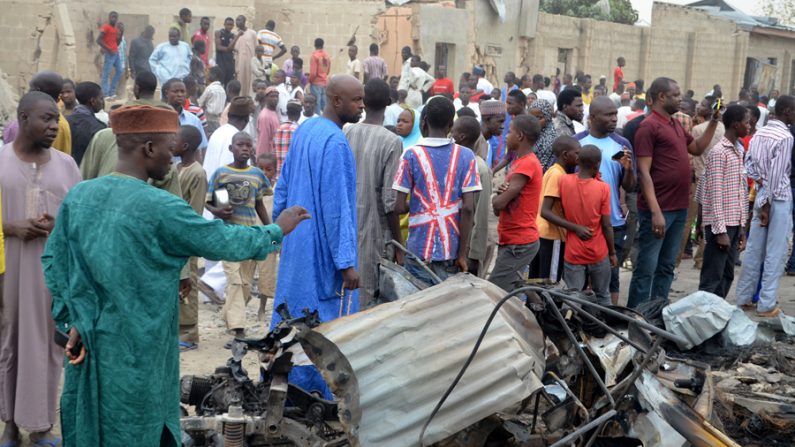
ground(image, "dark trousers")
xmin=699 ymin=226 xmax=741 ymax=297
xmin=610 ymin=225 xmax=627 ymax=294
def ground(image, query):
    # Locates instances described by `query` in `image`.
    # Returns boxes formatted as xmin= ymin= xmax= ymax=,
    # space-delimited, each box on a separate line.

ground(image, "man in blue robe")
xmin=271 ymin=75 xmax=364 ymax=396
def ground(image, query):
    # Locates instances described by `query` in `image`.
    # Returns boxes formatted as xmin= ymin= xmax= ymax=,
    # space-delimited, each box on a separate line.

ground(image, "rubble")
xmin=179 ymin=276 xmax=795 ymax=446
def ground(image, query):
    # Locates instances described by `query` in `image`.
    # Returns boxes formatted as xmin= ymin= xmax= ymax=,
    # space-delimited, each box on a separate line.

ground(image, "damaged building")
xmin=0 ymin=0 xmax=794 ymax=119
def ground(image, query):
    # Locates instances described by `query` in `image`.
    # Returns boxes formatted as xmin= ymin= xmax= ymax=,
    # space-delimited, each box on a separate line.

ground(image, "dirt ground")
xmin=3 ymin=259 xmax=795 ymax=445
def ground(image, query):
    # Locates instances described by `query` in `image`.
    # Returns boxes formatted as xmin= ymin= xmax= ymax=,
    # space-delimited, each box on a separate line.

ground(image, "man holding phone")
xmin=576 ymin=96 xmax=636 ymax=304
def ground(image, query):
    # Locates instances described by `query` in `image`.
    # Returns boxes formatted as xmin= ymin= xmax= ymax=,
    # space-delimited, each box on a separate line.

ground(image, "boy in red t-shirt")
xmin=489 ymin=115 xmax=543 ymax=292
xmin=551 ymin=145 xmax=617 ymax=305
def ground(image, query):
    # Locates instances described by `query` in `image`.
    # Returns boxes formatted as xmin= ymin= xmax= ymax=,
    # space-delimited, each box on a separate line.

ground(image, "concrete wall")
xmin=1 ymin=0 xmax=793 ymax=108
xmin=748 ymin=32 xmax=794 ymax=95
xmin=0 ymin=0 xmax=66 ymax=94
xmin=0 ymin=0 xmax=254 ymax=96
xmin=415 ymin=3 xmax=469 ymax=81
xmin=523 ymin=2 xmax=772 ymax=99
xmin=255 ymin=0 xmax=387 ymax=78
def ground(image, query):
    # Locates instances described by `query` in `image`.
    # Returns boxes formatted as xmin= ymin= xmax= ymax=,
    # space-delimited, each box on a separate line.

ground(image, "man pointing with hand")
xmin=42 ymin=105 xmax=309 ymax=447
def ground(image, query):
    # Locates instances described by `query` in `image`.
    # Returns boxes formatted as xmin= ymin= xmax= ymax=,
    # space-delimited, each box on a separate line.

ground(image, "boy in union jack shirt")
xmin=393 ymin=96 xmax=482 ymax=285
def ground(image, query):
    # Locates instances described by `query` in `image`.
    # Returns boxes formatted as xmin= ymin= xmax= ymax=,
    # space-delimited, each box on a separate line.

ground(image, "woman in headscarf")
xmin=529 ymin=99 xmax=558 ymax=171
xmin=395 ymin=105 xmax=421 ymax=150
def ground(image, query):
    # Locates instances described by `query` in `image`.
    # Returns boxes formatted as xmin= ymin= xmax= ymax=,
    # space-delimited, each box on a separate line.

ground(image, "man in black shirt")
xmin=619 ymin=111 xmax=648 ymax=267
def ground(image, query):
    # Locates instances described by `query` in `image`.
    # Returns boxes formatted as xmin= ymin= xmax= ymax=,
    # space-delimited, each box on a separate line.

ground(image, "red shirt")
xmin=309 ymin=50 xmax=331 ymax=87
xmin=559 ymin=174 xmax=611 ymax=264
xmin=634 ymin=111 xmax=694 ymax=211
xmin=430 ymin=78 xmax=455 ymax=96
xmin=192 ymin=30 xmax=211 ymax=65
xmin=613 ymin=66 xmax=623 ymax=92
xmin=100 ymin=23 xmax=118 ymax=54
xmin=498 ymin=152 xmax=542 ymax=245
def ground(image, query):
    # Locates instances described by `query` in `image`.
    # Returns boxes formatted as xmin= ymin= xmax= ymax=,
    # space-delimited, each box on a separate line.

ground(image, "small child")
xmin=175 ymin=125 xmax=208 ymax=350
xmin=255 ymin=153 xmax=279 ymax=322
xmin=535 ymin=136 xmax=580 ymax=284
xmin=550 ymin=145 xmax=617 ymax=305
xmin=206 ymin=132 xmax=272 ymax=344
xmin=489 ymin=115 xmax=543 ymax=292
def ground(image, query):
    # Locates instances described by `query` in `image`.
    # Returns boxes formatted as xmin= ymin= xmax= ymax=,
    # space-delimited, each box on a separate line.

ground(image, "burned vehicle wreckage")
xmin=180 ymin=263 xmax=787 ymax=446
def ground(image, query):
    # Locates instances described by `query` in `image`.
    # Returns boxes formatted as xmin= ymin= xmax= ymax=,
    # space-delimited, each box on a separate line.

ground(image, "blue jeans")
xmin=310 ymin=84 xmax=326 ymax=115
xmin=101 ymin=52 xmax=123 ymax=97
xmin=736 ymin=199 xmax=793 ymax=312
xmin=788 ymin=187 xmax=795 ymax=272
xmin=627 ymin=209 xmax=687 ymax=308
xmin=404 ymin=258 xmax=459 ymax=287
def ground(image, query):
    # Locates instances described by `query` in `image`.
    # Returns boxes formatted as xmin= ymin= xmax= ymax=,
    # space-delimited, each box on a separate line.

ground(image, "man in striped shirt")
xmin=735 ymin=95 xmax=794 ymax=317
xmin=695 ymin=105 xmax=749 ymax=298
xmin=272 ymin=101 xmax=301 ymax=180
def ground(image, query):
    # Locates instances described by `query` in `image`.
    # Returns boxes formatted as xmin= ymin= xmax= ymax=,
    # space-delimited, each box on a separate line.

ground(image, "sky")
xmin=630 ymin=0 xmax=763 ymax=25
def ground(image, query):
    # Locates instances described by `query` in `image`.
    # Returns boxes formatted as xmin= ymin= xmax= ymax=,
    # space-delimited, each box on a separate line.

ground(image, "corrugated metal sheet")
xmin=310 ymin=274 xmax=546 ymax=446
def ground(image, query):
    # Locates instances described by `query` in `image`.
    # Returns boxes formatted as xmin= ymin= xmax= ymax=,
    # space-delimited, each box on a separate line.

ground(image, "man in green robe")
xmin=41 ymin=105 xmax=309 ymax=447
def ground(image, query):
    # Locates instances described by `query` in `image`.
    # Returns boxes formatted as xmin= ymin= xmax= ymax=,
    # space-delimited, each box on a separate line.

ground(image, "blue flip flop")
xmin=32 ymin=438 xmax=62 ymax=447
xmin=0 ymin=441 xmax=19 ymax=447
xmin=179 ymin=341 xmax=198 ymax=352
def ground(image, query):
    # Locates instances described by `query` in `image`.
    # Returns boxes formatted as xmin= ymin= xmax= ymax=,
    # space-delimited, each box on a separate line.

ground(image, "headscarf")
xmin=530 ymin=99 xmax=558 ymax=171
xmin=399 ymin=105 xmax=422 ymax=150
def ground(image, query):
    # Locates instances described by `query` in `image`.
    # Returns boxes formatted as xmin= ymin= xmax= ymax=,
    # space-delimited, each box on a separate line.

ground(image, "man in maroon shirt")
xmin=627 ymin=77 xmax=720 ymax=308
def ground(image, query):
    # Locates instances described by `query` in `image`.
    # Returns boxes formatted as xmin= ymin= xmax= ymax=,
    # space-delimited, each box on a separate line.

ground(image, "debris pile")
xmin=178 ymin=281 xmax=795 ymax=446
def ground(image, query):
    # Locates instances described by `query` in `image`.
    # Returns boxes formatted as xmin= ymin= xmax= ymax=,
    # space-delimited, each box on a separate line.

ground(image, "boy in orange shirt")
xmin=533 ymin=136 xmax=580 ymax=284
xmin=544 ymin=145 xmax=617 ymax=305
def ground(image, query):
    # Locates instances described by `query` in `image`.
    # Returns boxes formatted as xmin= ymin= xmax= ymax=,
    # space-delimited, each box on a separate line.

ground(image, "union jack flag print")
xmin=393 ymin=141 xmax=482 ymax=262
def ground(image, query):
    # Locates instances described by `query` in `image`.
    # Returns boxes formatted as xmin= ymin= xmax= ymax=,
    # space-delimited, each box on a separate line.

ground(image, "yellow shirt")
xmin=0 ymin=190 xmax=5 ymax=275
xmin=536 ymin=163 xmax=567 ymax=241
xmin=53 ymin=113 xmax=72 ymax=155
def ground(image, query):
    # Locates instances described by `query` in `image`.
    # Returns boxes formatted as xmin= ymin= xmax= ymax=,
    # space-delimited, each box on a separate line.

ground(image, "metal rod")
xmin=567 ymin=302 xmax=650 ymax=353
xmin=583 ymin=418 xmax=611 ymax=447
xmin=542 ymin=291 xmax=616 ymax=408
xmin=545 ymin=371 xmax=590 ymax=424
xmin=545 ymin=289 xmax=689 ymax=346
xmin=549 ymin=409 xmax=617 ymax=447
xmin=609 ymin=337 xmax=663 ymax=403
xmin=387 ymin=239 xmax=443 ymax=285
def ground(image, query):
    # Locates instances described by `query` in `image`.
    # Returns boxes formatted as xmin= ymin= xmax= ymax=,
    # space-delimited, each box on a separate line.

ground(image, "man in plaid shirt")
xmin=272 ymin=100 xmax=302 ymax=180
xmin=695 ymin=105 xmax=749 ymax=298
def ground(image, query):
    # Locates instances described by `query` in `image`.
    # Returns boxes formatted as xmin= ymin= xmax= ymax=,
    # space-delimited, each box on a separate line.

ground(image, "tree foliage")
xmin=540 ymin=0 xmax=639 ymax=26
xmin=759 ymin=0 xmax=795 ymax=26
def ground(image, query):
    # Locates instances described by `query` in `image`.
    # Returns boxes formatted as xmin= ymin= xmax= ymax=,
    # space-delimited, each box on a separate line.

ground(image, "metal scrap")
xmin=304 ymin=275 xmax=545 ymax=446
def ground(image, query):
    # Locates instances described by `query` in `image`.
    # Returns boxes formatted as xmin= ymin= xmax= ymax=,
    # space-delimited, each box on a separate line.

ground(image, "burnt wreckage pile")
xmin=179 ymin=274 xmax=794 ymax=446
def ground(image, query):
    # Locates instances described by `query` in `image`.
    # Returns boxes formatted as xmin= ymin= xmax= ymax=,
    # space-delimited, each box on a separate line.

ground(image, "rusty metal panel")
xmin=312 ymin=274 xmax=546 ymax=446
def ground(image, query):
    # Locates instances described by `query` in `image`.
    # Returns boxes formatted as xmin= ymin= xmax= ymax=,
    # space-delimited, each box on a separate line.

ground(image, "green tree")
xmin=540 ymin=0 xmax=639 ymax=26
xmin=760 ymin=0 xmax=795 ymax=26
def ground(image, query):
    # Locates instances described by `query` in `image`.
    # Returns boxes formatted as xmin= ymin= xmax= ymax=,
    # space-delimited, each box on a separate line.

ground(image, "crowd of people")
xmin=0 ymin=10 xmax=794 ymax=446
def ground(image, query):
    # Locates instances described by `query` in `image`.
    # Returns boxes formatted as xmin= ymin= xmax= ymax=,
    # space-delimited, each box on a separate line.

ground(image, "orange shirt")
xmin=559 ymin=174 xmax=611 ymax=264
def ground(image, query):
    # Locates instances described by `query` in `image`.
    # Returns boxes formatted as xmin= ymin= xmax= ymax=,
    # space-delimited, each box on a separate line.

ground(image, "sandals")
xmin=757 ymin=307 xmax=781 ymax=318
xmin=32 ymin=439 xmax=62 ymax=447
xmin=179 ymin=341 xmax=198 ymax=352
